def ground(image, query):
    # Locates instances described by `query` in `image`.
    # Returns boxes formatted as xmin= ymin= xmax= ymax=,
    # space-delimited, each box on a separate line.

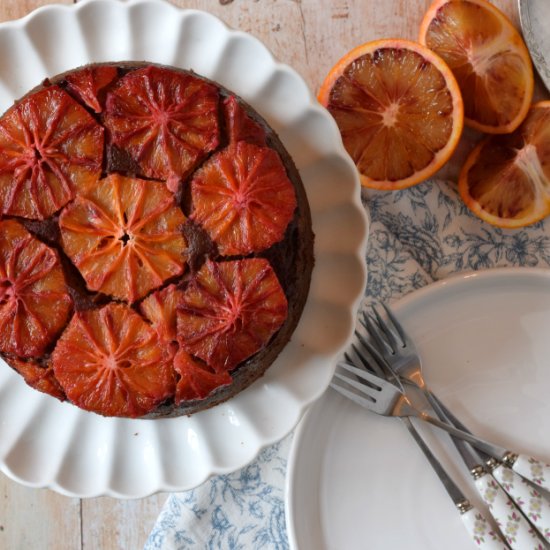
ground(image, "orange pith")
xmin=419 ymin=0 xmax=534 ymax=134
xmin=459 ymin=102 xmax=550 ymax=228
xmin=59 ymin=174 xmax=187 ymax=302
xmin=318 ymin=39 xmax=463 ymax=190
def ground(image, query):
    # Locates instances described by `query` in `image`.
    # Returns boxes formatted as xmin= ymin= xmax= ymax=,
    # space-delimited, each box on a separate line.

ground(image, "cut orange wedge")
xmin=318 ymin=39 xmax=463 ymax=190
xmin=459 ymin=101 xmax=550 ymax=228
xmin=419 ymin=0 xmax=534 ymax=134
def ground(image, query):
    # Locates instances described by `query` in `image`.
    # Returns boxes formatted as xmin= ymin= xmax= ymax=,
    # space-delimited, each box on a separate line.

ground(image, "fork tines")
xmin=331 ymin=361 xmax=384 ymax=407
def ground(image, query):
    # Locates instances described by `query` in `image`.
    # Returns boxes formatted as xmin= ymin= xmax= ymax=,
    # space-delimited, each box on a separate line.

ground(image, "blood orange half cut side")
xmin=59 ymin=174 xmax=187 ymax=302
xmin=0 ymin=86 xmax=103 ymax=219
xmin=419 ymin=0 xmax=534 ymax=134
xmin=318 ymin=39 xmax=463 ymax=190
xmin=52 ymin=302 xmax=174 ymax=418
xmin=177 ymin=258 xmax=288 ymax=372
xmin=0 ymin=220 xmax=72 ymax=358
xmin=459 ymin=101 xmax=550 ymax=228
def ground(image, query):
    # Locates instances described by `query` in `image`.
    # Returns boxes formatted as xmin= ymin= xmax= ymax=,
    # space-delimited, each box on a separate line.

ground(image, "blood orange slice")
xmin=190 ymin=142 xmax=297 ymax=255
xmin=419 ymin=0 xmax=534 ymax=134
xmin=65 ymin=65 xmax=118 ymax=113
xmin=223 ymin=96 xmax=267 ymax=147
xmin=177 ymin=258 xmax=288 ymax=372
xmin=52 ymin=303 xmax=174 ymax=417
xmin=0 ymin=86 xmax=103 ymax=219
xmin=59 ymin=174 xmax=187 ymax=302
xmin=9 ymin=357 xmax=65 ymax=401
xmin=318 ymin=39 xmax=463 ymax=190
xmin=173 ymin=349 xmax=232 ymax=404
xmin=140 ymin=283 xmax=183 ymax=345
xmin=0 ymin=220 xmax=72 ymax=358
xmin=459 ymin=102 xmax=550 ymax=228
xmin=104 ymin=66 xmax=220 ymax=184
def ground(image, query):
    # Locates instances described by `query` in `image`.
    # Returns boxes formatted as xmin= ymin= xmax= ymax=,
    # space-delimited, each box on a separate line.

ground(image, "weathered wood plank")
xmin=81 ymin=494 xmax=167 ymax=550
xmin=0 ymin=480 xmax=81 ymax=550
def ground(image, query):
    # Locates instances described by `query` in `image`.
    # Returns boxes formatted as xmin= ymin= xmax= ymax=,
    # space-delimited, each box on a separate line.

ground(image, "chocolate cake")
xmin=0 ymin=62 xmax=314 ymax=418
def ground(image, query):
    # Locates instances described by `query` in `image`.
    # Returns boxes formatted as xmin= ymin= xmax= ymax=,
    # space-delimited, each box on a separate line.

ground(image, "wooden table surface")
xmin=0 ymin=0 xmax=522 ymax=548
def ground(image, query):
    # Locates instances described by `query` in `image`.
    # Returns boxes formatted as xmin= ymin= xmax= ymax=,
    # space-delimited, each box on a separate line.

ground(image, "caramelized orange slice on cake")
xmin=177 ymin=258 xmax=288 ymax=372
xmin=223 ymin=96 xmax=267 ymax=147
xmin=318 ymin=39 xmax=463 ymax=190
xmin=420 ymin=0 xmax=534 ymax=134
xmin=0 ymin=220 xmax=72 ymax=358
xmin=9 ymin=357 xmax=66 ymax=401
xmin=65 ymin=65 xmax=118 ymax=113
xmin=0 ymin=86 xmax=103 ymax=219
xmin=52 ymin=303 xmax=174 ymax=417
xmin=140 ymin=283 xmax=183 ymax=361
xmin=59 ymin=174 xmax=187 ymax=302
xmin=104 ymin=66 xmax=220 ymax=186
xmin=190 ymin=142 xmax=297 ymax=255
xmin=459 ymin=102 xmax=550 ymax=228
xmin=173 ymin=349 xmax=232 ymax=404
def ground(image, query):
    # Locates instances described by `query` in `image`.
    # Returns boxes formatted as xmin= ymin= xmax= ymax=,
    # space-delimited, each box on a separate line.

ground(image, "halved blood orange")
xmin=419 ymin=0 xmax=534 ymax=134
xmin=9 ymin=357 xmax=66 ymax=401
xmin=318 ymin=39 xmax=464 ymax=190
xmin=0 ymin=86 xmax=103 ymax=219
xmin=65 ymin=65 xmax=118 ymax=113
xmin=104 ymin=66 xmax=220 ymax=185
xmin=173 ymin=349 xmax=232 ymax=404
xmin=0 ymin=220 xmax=72 ymax=358
xmin=52 ymin=303 xmax=174 ymax=417
xmin=59 ymin=174 xmax=187 ymax=302
xmin=459 ymin=101 xmax=550 ymax=228
xmin=177 ymin=258 xmax=288 ymax=372
xmin=190 ymin=141 xmax=297 ymax=255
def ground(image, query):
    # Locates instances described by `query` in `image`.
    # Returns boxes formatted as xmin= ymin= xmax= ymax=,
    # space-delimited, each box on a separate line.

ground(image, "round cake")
xmin=0 ymin=62 xmax=314 ymax=418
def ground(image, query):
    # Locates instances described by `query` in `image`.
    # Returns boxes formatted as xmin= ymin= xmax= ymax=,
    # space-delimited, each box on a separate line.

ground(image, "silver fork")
xmin=362 ymin=305 xmax=550 ymax=547
xmin=361 ymin=304 xmax=550 ymax=494
xmin=331 ymin=363 xmax=509 ymax=549
xmin=331 ymin=362 xmax=514 ymax=458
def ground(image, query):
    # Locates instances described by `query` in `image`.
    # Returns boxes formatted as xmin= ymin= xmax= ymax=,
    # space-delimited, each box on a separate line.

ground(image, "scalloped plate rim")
xmin=0 ymin=0 xmax=369 ymax=498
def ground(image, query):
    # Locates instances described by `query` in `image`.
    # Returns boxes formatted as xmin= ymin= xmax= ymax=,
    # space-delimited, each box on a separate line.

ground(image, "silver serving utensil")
xmin=519 ymin=0 xmax=550 ymax=93
xmin=361 ymin=304 xmax=550 ymax=494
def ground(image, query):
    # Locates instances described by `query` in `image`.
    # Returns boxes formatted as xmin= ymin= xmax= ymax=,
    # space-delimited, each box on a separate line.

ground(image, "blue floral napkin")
xmin=145 ymin=179 xmax=550 ymax=550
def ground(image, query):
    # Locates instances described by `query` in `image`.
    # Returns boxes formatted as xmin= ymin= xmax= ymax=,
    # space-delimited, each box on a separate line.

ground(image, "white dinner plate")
xmin=286 ymin=268 xmax=550 ymax=550
xmin=0 ymin=0 xmax=368 ymax=497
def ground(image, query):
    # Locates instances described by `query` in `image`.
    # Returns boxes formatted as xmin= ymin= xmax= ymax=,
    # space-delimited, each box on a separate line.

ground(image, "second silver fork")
xmin=361 ymin=304 xmax=550 ymax=548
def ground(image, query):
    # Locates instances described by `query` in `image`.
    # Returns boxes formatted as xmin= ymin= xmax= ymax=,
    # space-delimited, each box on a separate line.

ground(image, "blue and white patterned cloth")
xmin=145 ymin=179 xmax=550 ymax=550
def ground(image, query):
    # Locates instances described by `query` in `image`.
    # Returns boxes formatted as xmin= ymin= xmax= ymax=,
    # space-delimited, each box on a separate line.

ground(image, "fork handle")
xmin=511 ymin=455 xmax=550 ymax=495
xmin=492 ymin=464 xmax=550 ymax=543
xmin=460 ymin=507 xmax=510 ymax=549
xmin=474 ymin=472 xmax=545 ymax=549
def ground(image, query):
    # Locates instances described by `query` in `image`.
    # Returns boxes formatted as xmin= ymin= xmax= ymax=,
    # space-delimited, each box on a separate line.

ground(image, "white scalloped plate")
xmin=0 ymin=0 xmax=368 ymax=498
